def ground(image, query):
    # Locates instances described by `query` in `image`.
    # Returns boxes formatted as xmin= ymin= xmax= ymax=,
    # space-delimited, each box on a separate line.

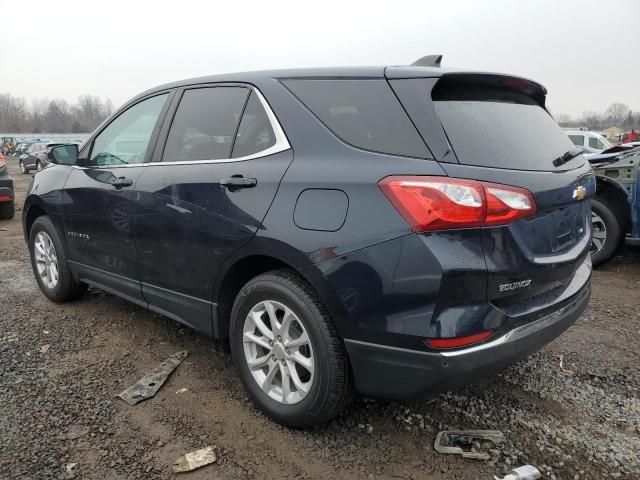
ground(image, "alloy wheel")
xmin=34 ymin=231 xmax=59 ymax=289
xmin=19 ymin=161 xmax=26 ymax=173
xmin=242 ymin=300 xmax=315 ymax=405
xmin=591 ymin=211 xmax=607 ymax=256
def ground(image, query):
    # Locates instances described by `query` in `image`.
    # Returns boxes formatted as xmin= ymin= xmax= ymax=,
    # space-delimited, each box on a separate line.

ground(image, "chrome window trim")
xmin=73 ymin=86 xmax=290 ymax=171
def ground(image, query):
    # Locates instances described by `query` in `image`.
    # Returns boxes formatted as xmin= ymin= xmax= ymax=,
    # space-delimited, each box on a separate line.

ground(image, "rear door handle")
xmin=220 ymin=176 xmax=257 ymax=191
xmin=110 ymin=177 xmax=134 ymax=189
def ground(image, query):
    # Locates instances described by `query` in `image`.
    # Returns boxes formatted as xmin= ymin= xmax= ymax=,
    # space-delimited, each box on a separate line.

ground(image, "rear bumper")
xmin=345 ymin=276 xmax=591 ymax=399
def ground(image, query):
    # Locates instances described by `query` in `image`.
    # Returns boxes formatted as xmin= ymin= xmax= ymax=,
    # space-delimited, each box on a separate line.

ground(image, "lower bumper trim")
xmin=344 ymin=280 xmax=591 ymax=399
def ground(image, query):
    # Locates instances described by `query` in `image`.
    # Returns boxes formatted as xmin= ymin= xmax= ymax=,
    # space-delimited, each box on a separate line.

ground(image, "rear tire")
xmin=591 ymin=198 xmax=622 ymax=266
xmin=229 ymin=269 xmax=354 ymax=427
xmin=0 ymin=201 xmax=14 ymax=220
xmin=29 ymin=216 xmax=87 ymax=302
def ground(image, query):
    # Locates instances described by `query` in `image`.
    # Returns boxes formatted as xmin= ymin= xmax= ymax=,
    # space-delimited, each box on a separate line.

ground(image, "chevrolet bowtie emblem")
xmin=572 ymin=186 xmax=586 ymax=200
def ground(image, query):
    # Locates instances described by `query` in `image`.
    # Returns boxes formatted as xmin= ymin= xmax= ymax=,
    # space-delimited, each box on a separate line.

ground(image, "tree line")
xmin=0 ymin=93 xmax=114 ymax=134
xmin=555 ymin=102 xmax=638 ymax=131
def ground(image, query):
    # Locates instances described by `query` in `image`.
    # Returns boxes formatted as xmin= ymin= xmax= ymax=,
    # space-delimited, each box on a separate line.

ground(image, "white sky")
xmin=1 ymin=0 xmax=638 ymax=117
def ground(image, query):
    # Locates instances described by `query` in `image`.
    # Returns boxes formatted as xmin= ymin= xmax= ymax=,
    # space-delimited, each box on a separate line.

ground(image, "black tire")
xmin=0 ymin=201 xmax=14 ymax=220
xmin=591 ymin=198 xmax=622 ymax=267
xmin=229 ymin=269 xmax=354 ymax=427
xmin=29 ymin=216 xmax=87 ymax=302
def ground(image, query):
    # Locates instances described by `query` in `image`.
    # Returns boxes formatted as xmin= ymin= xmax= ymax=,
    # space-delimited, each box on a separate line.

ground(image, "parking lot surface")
xmin=1 ymin=156 xmax=639 ymax=480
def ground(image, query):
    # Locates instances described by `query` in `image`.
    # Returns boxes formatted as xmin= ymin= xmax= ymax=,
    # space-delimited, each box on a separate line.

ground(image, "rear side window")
xmin=231 ymin=91 xmax=276 ymax=158
xmin=433 ymin=79 xmax=580 ymax=171
xmin=163 ymin=87 xmax=249 ymax=162
xmin=569 ymin=135 xmax=584 ymax=146
xmin=283 ymin=79 xmax=431 ymax=158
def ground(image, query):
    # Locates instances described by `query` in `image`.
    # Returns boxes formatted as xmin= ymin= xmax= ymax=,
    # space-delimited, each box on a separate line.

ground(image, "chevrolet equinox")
xmin=23 ymin=62 xmax=593 ymax=427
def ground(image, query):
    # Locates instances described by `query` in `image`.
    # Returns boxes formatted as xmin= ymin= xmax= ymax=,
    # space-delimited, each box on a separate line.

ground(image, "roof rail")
xmin=411 ymin=55 xmax=443 ymax=67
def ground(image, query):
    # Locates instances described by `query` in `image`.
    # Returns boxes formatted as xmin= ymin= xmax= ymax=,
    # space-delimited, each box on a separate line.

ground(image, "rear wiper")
xmin=552 ymin=148 xmax=583 ymax=167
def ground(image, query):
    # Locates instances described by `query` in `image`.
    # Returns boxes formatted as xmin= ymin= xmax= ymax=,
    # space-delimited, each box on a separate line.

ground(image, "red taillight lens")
xmin=425 ymin=330 xmax=494 ymax=349
xmin=379 ymin=176 xmax=536 ymax=232
xmin=0 ymin=154 xmax=5 ymax=168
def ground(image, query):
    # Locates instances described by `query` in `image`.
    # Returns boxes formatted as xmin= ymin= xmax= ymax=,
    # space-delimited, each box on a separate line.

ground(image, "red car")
xmin=620 ymin=129 xmax=640 ymax=144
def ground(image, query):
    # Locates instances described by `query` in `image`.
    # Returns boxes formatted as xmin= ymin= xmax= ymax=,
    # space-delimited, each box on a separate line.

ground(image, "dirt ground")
xmin=1 ymin=156 xmax=639 ymax=480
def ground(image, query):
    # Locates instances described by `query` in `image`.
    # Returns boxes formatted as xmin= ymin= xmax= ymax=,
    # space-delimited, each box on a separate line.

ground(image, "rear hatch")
xmin=389 ymin=72 xmax=594 ymax=311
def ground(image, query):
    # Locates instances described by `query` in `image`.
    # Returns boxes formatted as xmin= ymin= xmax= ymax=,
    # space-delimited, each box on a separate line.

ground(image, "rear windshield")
xmin=283 ymin=79 xmax=431 ymax=159
xmin=433 ymin=82 xmax=583 ymax=171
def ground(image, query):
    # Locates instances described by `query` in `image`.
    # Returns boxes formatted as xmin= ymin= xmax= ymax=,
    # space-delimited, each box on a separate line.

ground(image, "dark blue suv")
xmin=23 ymin=64 xmax=594 ymax=427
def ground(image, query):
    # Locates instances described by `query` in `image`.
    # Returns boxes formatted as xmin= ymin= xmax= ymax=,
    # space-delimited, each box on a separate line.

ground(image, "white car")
xmin=565 ymin=130 xmax=612 ymax=153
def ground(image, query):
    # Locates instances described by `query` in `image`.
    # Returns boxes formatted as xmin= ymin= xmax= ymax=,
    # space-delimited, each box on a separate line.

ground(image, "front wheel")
xmin=591 ymin=198 xmax=622 ymax=266
xmin=229 ymin=270 xmax=354 ymax=427
xmin=29 ymin=216 xmax=87 ymax=302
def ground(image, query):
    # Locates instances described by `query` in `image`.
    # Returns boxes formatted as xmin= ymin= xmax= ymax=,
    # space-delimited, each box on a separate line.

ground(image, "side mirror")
xmin=48 ymin=144 xmax=78 ymax=166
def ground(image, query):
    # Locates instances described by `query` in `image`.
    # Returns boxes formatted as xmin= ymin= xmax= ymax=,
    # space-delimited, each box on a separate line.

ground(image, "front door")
xmin=132 ymin=85 xmax=292 ymax=334
xmin=61 ymin=92 xmax=171 ymax=302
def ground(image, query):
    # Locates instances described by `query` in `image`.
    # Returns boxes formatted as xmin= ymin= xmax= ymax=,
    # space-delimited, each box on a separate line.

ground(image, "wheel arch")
xmin=23 ymin=198 xmax=49 ymax=241
xmin=595 ymin=177 xmax=631 ymax=232
xmin=212 ymin=241 xmax=350 ymax=342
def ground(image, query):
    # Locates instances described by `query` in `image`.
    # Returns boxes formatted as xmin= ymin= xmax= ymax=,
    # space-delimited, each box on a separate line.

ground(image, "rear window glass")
xmin=433 ymin=82 xmax=581 ymax=171
xmin=283 ymin=79 xmax=431 ymax=158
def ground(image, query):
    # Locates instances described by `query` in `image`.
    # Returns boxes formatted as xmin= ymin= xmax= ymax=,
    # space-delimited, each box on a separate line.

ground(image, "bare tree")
xmin=605 ymin=103 xmax=631 ymax=125
xmin=0 ymin=93 xmax=113 ymax=133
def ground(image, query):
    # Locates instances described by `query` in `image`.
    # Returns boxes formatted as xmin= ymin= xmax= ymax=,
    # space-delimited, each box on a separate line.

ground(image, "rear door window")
xmin=163 ymin=87 xmax=249 ymax=162
xmin=283 ymin=79 xmax=431 ymax=158
xmin=433 ymin=80 xmax=582 ymax=171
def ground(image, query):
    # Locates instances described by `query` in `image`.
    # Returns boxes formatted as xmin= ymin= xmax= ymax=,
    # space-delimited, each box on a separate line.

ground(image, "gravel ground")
xmin=1 ymin=156 xmax=639 ymax=480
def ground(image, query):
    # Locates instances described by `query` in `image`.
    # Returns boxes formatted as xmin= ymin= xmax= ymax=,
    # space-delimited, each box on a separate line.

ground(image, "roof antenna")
xmin=411 ymin=54 xmax=443 ymax=67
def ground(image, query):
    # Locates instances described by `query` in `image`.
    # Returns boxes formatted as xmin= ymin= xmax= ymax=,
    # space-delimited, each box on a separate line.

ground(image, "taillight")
xmin=0 ymin=154 xmax=5 ymax=168
xmin=379 ymin=176 xmax=536 ymax=232
xmin=425 ymin=330 xmax=494 ymax=349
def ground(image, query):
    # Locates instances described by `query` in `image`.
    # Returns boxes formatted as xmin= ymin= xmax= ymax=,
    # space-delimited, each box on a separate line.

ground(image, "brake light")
xmin=425 ymin=330 xmax=494 ymax=349
xmin=379 ymin=176 xmax=536 ymax=232
xmin=0 ymin=153 xmax=5 ymax=168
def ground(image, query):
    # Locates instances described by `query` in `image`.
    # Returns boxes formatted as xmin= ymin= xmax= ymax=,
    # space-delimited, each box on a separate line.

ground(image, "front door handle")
xmin=220 ymin=176 xmax=257 ymax=191
xmin=110 ymin=177 xmax=134 ymax=189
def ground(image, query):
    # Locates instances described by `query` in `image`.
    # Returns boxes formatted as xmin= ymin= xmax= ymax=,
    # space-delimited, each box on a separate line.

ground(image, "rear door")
xmin=132 ymin=84 xmax=292 ymax=334
xmin=390 ymin=73 xmax=595 ymax=308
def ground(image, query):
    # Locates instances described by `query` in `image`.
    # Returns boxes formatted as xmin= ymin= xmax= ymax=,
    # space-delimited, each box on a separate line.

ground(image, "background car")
xmin=13 ymin=142 xmax=32 ymax=158
xmin=585 ymin=144 xmax=640 ymax=265
xmin=19 ymin=141 xmax=59 ymax=173
xmin=0 ymin=151 xmax=15 ymax=219
xmin=565 ymin=130 xmax=612 ymax=153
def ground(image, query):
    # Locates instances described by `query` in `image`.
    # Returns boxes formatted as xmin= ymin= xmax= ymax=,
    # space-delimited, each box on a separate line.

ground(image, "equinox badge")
xmin=499 ymin=279 xmax=532 ymax=292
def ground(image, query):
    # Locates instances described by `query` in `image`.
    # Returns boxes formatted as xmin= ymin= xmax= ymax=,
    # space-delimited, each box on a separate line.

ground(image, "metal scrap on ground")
xmin=117 ymin=351 xmax=188 ymax=406
xmin=494 ymin=465 xmax=541 ymax=480
xmin=434 ymin=430 xmax=504 ymax=460
xmin=172 ymin=446 xmax=217 ymax=473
